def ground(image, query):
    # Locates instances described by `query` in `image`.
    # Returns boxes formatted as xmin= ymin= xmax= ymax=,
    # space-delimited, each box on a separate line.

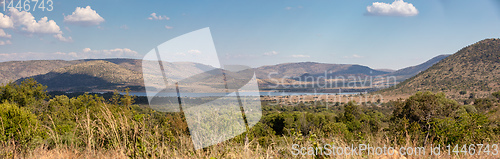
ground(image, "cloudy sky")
xmin=0 ymin=0 xmax=499 ymax=69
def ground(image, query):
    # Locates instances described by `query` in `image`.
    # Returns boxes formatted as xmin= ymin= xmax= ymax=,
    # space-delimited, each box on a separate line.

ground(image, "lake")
xmin=117 ymin=91 xmax=362 ymax=97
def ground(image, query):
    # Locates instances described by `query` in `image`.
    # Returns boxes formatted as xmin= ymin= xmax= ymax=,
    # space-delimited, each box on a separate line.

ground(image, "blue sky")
xmin=0 ymin=0 xmax=499 ymax=70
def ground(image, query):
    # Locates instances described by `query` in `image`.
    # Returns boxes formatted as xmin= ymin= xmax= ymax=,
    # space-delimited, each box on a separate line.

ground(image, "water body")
xmin=116 ymin=91 xmax=362 ymax=97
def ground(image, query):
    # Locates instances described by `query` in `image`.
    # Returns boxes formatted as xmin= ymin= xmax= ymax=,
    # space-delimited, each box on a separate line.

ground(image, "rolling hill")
xmin=380 ymin=38 xmax=500 ymax=99
xmin=387 ymin=54 xmax=450 ymax=82
xmin=255 ymin=62 xmax=389 ymax=79
xmin=16 ymin=60 xmax=144 ymax=91
xmin=0 ymin=53 xmax=456 ymax=92
xmin=0 ymin=60 xmax=81 ymax=84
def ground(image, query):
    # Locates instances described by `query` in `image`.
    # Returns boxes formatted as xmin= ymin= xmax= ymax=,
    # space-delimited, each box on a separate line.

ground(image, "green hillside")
xmin=381 ymin=38 xmax=500 ymax=99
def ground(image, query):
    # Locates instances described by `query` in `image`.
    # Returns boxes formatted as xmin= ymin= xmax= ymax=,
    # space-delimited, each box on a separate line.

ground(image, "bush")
xmin=390 ymin=91 xmax=496 ymax=145
xmin=432 ymin=113 xmax=493 ymax=145
xmin=493 ymin=91 xmax=500 ymax=100
xmin=0 ymin=78 xmax=48 ymax=108
xmin=391 ymin=91 xmax=460 ymax=129
xmin=459 ymin=90 xmax=467 ymax=95
xmin=0 ymin=102 xmax=44 ymax=146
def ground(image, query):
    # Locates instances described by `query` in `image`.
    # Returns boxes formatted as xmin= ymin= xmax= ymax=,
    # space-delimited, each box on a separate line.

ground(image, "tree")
xmin=337 ymin=101 xmax=362 ymax=133
xmin=459 ymin=90 xmax=467 ymax=95
xmin=392 ymin=91 xmax=460 ymax=127
xmin=0 ymin=78 xmax=48 ymax=108
xmin=390 ymin=91 xmax=461 ymax=145
xmin=0 ymin=102 xmax=44 ymax=145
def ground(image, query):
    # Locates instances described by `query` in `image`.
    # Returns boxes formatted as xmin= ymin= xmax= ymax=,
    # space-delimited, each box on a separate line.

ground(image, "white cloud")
xmin=0 ymin=29 xmax=11 ymax=38
xmin=82 ymin=48 xmax=140 ymax=58
xmin=343 ymin=54 xmax=364 ymax=59
xmin=290 ymin=54 xmax=310 ymax=58
xmin=366 ymin=0 xmax=418 ymax=16
xmin=352 ymin=54 xmax=363 ymax=58
xmin=82 ymin=48 xmax=92 ymax=53
xmin=0 ymin=48 xmax=140 ymax=62
xmin=0 ymin=12 xmax=13 ymax=28
xmin=165 ymin=25 xmax=173 ymax=29
xmin=3 ymin=8 xmax=71 ymax=42
xmin=54 ymin=34 xmax=73 ymax=42
xmin=0 ymin=40 xmax=11 ymax=45
xmin=0 ymin=52 xmax=76 ymax=61
xmin=148 ymin=13 xmax=170 ymax=20
xmin=9 ymin=8 xmax=62 ymax=34
xmin=263 ymin=51 xmax=278 ymax=56
xmin=64 ymin=6 xmax=105 ymax=26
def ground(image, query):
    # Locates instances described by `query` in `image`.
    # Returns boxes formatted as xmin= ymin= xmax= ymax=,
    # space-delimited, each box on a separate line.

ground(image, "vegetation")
xmin=1 ymin=79 xmax=500 ymax=158
xmin=381 ymin=38 xmax=500 ymax=100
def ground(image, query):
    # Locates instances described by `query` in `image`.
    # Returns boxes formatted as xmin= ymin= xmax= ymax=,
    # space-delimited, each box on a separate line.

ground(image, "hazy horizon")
xmin=0 ymin=0 xmax=499 ymax=70
xmin=0 ymin=54 xmax=449 ymax=71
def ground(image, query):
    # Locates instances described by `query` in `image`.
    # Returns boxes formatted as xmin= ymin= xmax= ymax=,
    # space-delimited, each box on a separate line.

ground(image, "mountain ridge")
xmin=387 ymin=54 xmax=450 ymax=82
xmin=1 ymin=55 xmax=449 ymax=92
xmin=380 ymin=38 xmax=500 ymax=99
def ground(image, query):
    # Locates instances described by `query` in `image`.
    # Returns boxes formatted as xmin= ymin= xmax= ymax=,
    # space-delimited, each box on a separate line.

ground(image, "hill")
xmin=375 ymin=69 xmax=395 ymax=73
xmin=1 ymin=55 xmax=457 ymax=92
xmin=380 ymin=38 xmax=500 ymax=99
xmin=255 ymin=62 xmax=389 ymax=79
xmin=387 ymin=54 xmax=450 ymax=82
xmin=17 ymin=60 xmax=144 ymax=91
xmin=0 ymin=60 xmax=80 ymax=84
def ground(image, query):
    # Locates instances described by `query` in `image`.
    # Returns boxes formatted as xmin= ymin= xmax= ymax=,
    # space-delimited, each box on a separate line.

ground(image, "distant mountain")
xmin=255 ymin=62 xmax=389 ymax=79
xmin=0 ymin=53 xmax=466 ymax=93
xmin=376 ymin=69 xmax=396 ymax=73
xmin=387 ymin=54 xmax=450 ymax=82
xmin=0 ymin=60 xmax=80 ymax=84
xmin=380 ymin=38 xmax=500 ymax=99
xmin=12 ymin=59 xmax=216 ymax=92
xmin=17 ymin=60 xmax=143 ymax=91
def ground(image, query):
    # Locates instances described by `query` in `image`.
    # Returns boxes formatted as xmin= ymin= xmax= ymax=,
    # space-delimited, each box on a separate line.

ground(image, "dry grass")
xmin=1 ymin=102 xmax=498 ymax=159
xmin=2 ymin=136 xmax=500 ymax=158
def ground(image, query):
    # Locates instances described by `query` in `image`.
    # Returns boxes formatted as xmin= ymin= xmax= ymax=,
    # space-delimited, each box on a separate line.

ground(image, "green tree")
xmin=336 ymin=101 xmax=363 ymax=138
xmin=0 ymin=102 xmax=44 ymax=146
xmin=0 ymin=78 xmax=48 ymax=108
xmin=390 ymin=91 xmax=461 ymax=145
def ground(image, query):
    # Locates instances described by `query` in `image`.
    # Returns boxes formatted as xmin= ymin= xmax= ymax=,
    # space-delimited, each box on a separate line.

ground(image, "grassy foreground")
xmin=1 ymin=79 xmax=500 ymax=158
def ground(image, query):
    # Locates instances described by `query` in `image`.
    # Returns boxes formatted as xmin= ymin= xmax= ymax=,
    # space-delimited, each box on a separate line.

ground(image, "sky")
xmin=0 ymin=0 xmax=499 ymax=70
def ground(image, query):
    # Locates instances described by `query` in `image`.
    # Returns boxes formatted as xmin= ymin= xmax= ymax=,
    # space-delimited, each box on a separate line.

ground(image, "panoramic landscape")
xmin=1 ymin=0 xmax=500 ymax=158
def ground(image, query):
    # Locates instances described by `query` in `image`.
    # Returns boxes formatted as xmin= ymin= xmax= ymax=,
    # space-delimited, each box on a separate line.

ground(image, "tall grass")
xmin=1 ymin=100 xmax=498 ymax=158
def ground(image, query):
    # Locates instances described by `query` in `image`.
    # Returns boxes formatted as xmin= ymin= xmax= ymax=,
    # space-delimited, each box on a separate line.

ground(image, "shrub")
xmin=432 ymin=113 xmax=493 ymax=145
xmin=459 ymin=90 xmax=467 ymax=95
xmin=391 ymin=91 xmax=460 ymax=129
xmin=390 ymin=91 xmax=497 ymax=146
xmin=0 ymin=78 xmax=48 ymax=108
xmin=0 ymin=102 xmax=44 ymax=146
xmin=493 ymin=91 xmax=500 ymax=100
xmin=390 ymin=91 xmax=461 ymax=145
